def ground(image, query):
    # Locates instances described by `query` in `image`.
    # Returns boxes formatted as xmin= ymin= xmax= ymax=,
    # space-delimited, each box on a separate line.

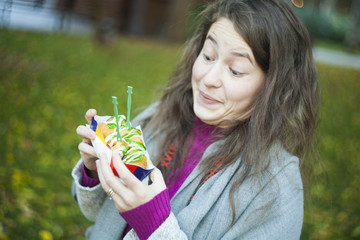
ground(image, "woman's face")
xmin=192 ymin=18 xmax=266 ymax=128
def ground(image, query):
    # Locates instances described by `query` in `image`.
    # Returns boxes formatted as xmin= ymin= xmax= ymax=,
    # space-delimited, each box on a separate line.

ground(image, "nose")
xmin=202 ymin=62 xmax=222 ymax=88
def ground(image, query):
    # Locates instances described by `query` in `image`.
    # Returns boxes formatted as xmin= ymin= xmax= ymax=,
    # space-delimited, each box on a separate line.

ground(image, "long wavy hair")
xmin=143 ymin=0 xmax=319 ymax=225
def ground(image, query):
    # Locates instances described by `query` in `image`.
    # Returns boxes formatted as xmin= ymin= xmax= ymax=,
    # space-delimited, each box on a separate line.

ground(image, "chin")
xmin=194 ymin=107 xmax=217 ymax=126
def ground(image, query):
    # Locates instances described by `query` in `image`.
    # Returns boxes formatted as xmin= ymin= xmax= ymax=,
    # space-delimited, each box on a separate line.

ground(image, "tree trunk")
xmin=348 ymin=0 xmax=360 ymax=51
xmin=162 ymin=0 xmax=194 ymax=41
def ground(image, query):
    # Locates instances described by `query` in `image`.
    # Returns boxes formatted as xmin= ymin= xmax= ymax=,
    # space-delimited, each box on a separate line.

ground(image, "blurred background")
xmin=0 ymin=0 xmax=359 ymax=239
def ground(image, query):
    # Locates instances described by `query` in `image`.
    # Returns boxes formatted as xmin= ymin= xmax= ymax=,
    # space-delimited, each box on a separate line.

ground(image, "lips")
xmin=199 ymin=90 xmax=221 ymax=105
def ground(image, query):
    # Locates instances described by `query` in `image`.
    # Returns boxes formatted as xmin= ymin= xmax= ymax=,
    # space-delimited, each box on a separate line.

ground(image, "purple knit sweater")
xmin=81 ymin=117 xmax=217 ymax=239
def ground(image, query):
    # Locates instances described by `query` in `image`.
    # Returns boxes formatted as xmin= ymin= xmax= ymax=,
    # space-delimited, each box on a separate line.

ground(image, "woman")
xmin=73 ymin=0 xmax=319 ymax=239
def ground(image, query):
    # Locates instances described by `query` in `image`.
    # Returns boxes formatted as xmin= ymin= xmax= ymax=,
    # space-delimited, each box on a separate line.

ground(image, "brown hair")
xmin=143 ymin=0 xmax=319 ymax=225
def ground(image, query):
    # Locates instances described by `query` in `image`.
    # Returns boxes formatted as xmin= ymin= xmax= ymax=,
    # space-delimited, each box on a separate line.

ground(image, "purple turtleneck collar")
xmin=166 ymin=117 xmax=218 ymax=199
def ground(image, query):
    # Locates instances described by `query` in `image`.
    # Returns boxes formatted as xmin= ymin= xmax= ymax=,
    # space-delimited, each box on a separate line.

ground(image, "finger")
xmin=149 ymin=168 xmax=165 ymax=184
xmin=96 ymin=160 xmax=112 ymax=193
xmin=77 ymin=125 xmax=96 ymax=141
xmin=98 ymin=152 xmax=130 ymax=195
xmin=96 ymin=160 xmax=109 ymax=190
xmin=85 ymin=109 xmax=97 ymax=125
xmin=149 ymin=168 xmax=167 ymax=192
xmin=82 ymin=138 xmax=92 ymax=145
xmin=97 ymin=161 xmax=121 ymax=200
xmin=112 ymin=152 xmax=140 ymax=189
xmin=78 ymin=142 xmax=97 ymax=157
xmin=96 ymin=160 xmax=130 ymax=212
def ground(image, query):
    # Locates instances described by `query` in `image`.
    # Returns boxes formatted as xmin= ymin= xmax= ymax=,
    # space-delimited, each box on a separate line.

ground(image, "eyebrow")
xmin=206 ymin=34 xmax=254 ymax=65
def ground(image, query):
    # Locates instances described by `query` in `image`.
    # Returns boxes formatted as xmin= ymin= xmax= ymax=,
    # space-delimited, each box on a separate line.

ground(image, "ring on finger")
xmin=106 ymin=188 xmax=115 ymax=200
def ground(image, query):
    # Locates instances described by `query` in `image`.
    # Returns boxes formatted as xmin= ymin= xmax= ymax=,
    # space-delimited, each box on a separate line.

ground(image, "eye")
xmin=229 ymin=67 xmax=244 ymax=76
xmin=203 ymin=53 xmax=214 ymax=61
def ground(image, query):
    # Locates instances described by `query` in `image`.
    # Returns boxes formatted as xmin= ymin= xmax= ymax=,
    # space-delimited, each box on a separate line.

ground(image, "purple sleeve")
xmin=81 ymin=163 xmax=100 ymax=187
xmin=120 ymin=188 xmax=171 ymax=240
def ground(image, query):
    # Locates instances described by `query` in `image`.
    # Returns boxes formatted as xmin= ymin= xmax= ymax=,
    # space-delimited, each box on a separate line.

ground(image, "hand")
xmin=76 ymin=109 xmax=98 ymax=178
xmin=96 ymin=152 xmax=167 ymax=212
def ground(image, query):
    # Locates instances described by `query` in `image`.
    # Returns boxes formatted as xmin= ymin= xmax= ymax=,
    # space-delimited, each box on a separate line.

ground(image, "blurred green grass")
xmin=0 ymin=29 xmax=359 ymax=240
xmin=0 ymin=29 xmax=180 ymax=240
xmin=314 ymin=39 xmax=360 ymax=56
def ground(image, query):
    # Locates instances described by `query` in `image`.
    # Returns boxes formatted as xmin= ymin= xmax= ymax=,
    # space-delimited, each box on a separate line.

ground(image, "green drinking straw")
xmin=126 ymin=86 xmax=133 ymax=128
xmin=112 ymin=96 xmax=122 ymax=141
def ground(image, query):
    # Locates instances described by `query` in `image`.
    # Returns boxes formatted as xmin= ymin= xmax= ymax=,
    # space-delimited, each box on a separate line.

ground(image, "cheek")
xmin=226 ymin=70 xmax=265 ymax=104
xmin=225 ymin=84 xmax=260 ymax=108
xmin=192 ymin=57 xmax=204 ymax=83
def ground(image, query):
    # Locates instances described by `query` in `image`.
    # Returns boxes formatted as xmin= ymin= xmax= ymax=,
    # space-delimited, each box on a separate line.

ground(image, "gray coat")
xmin=72 ymin=103 xmax=303 ymax=240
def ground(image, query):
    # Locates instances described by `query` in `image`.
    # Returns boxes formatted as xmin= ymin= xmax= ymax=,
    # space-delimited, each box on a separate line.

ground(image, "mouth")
xmin=199 ymin=90 xmax=221 ymax=104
